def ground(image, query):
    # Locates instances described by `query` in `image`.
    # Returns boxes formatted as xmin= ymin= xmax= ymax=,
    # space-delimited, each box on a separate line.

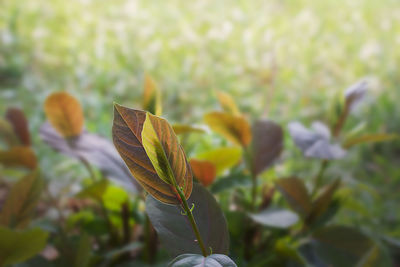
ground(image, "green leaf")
xmin=0 ymin=170 xmax=44 ymax=228
xmin=197 ymin=147 xmax=242 ymax=175
xmin=275 ymin=177 xmax=311 ymax=217
xmin=168 ymin=254 xmax=237 ymax=267
xmin=0 ymin=226 xmax=49 ymax=266
xmin=210 ymin=173 xmax=251 ymax=194
xmin=343 ymin=133 xmax=399 ymax=148
xmin=250 ymin=120 xmax=283 ymax=176
xmin=56 ymin=234 xmax=91 ymax=267
xmin=76 ymin=179 xmax=109 ymax=200
xmin=172 ymin=124 xmax=205 ymax=135
xmin=142 ymin=74 xmax=162 ymax=116
xmin=312 ymin=226 xmax=391 ymax=267
xmin=112 ymin=104 xmax=191 ymax=204
xmin=249 ymin=208 xmax=299 ymax=229
xmin=146 ymin=183 xmax=229 ymax=257
xmin=204 ymin=112 xmax=251 ymax=147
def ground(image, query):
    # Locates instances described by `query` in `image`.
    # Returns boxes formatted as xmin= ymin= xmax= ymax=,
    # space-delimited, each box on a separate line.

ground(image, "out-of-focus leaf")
xmin=0 ymin=146 xmax=37 ymax=169
xmin=5 ymin=107 xmax=31 ymax=146
xmin=40 ymin=122 xmax=139 ymax=193
xmin=190 ymin=159 xmax=216 ymax=187
xmin=274 ymin=238 xmax=307 ymax=266
xmin=0 ymin=226 xmax=49 ymax=266
xmin=168 ymin=254 xmax=237 ymax=267
xmin=102 ymin=186 xmax=129 ymax=211
xmin=210 ymin=173 xmax=251 ymax=194
xmin=56 ymin=234 xmax=91 ymax=267
xmin=249 ymin=208 xmax=299 ymax=229
xmin=306 ymin=179 xmax=340 ymax=224
xmin=76 ymin=179 xmax=109 ymax=200
xmin=312 ymin=226 xmax=390 ymax=267
xmin=251 ymin=120 xmax=283 ymax=176
xmin=275 ymin=177 xmax=311 ymax=217
xmin=197 ymin=147 xmax=242 ymax=175
xmin=142 ymin=113 xmax=192 ymax=198
xmin=105 ymin=242 xmax=142 ymax=259
xmin=172 ymin=124 xmax=205 ymax=135
xmin=345 ymin=80 xmax=368 ymax=112
xmin=0 ymin=118 xmax=19 ymax=146
xmin=44 ymin=92 xmax=84 ymax=138
xmin=113 ymin=104 xmax=191 ymax=204
xmin=146 ymin=183 xmax=229 ymax=257
xmin=217 ymin=91 xmax=241 ymax=115
xmin=343 ymin=133 xmax=399 ymax=148
xmin=0 ymin=170 xmax=44 ymax=228
xmin=143 ymin=74 xmax=162 ymax=116
xmin=288 ymin=121 xmax=346 ymax=159
xmin=204 ymin=112 xmax=251 ymax=146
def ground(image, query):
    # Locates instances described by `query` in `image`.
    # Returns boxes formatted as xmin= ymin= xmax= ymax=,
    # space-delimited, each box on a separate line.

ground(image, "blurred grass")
xmin=1 ymin=0 xmax=399 ymax=236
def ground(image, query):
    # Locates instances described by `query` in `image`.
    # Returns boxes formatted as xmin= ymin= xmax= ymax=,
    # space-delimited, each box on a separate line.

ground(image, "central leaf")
xmin=112 ymin=104 xmax=192 ymax=204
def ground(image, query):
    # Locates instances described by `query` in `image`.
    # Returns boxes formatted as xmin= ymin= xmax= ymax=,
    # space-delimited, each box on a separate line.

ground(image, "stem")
xmin=311 ymin=160 xmax=329 ymax=197
xmin=243 ymin=145 xmax=257 ymax=211
xmin=176 ymin=186 xmax=208 ymax=257
xmin=333 ymin=102 xmax=350 ymax=137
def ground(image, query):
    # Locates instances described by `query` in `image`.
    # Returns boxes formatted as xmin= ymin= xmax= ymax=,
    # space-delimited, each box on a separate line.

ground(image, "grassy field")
xmin=1 ymin=0 xmax=400 ymax=238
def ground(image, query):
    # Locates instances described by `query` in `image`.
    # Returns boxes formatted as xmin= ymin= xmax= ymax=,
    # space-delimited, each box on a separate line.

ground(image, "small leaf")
xmin=204 ymin=112 xmax=251 ymax=146
xmin=197 ymin=147 xmax=242 ymax=175
xmin=76 ymin=179 xmax=109 ymax=200
xmin=0 ymin=119 xmax=19 ymax=147
xmin=40 ymin=122 xmax=139 ymax=193
xmin=345 ymin=80 xmax=368 ymax=112
xmin=306 ymin=179 xmax=340 ymax=224
xmin=172 ymin=124 xmax=205 ymax=135
xmin=249 ymin=208 xmax=299 ymax=229
xmin=143 ymin=74 xmax=162 ymax=116
xmin=55 ymin=234 xmax=91 ymax=267
xmin=169 ymin=254 xmax=237 ymax=267
xmin=190 ymin=159 xmax=216 ymax=187
xmin=44 ymin=92 xmax=84 ymax=138
xmin=343 ymin=133 xmax=398 ymax=149
xmin=146 ymin=183 xmax=229 ymax=257
xmin=0 ymin=226 xmax=49 ymax=266
xmin=0 ymin=146 xmax=37 ymax=169
xmin=0 ymin=170 xmax=44 ymax=228
xmin=217 ymin=91 xmax=241 ymax=115
xmin=112 ymin=104 xmax=191 ymax=204
xmin=5 ymin=107 xmax=31 ymax=146
xmin=312 ymin=226 xmax=382 ymax=267
xmin=275 ymin=177 xmax=311 ymax=217
xmin=210 ymin=173 xmax=251 ymax=194
xmin=251 ymin=120 xmax=283 ymax=176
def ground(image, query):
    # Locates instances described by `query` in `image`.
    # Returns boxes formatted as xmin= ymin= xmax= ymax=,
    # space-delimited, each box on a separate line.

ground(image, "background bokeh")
xmin=1 ymin=0 xmax=399 ymax=238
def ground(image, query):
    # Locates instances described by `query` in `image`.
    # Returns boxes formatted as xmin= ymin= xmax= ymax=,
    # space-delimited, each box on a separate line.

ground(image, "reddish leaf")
xmin=190 ymin=159 xmax=216 ymax=187
xmin=5 ymin=108 xmax=31 ymax=146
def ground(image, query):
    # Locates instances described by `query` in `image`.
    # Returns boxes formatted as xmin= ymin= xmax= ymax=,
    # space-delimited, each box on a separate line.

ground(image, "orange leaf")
xmin=112 ymin=104 xmax=191 ymax=204
xmin=190 ymin=159 xmax=216 ymax=187
xmin=44 ymin=92 xmax=84 ymax=138
xmin=204 ymin=112 xmax=252 ymax=146
xmin=0 ymin=146 xmax=37 ymax=170
xmin=217 ymin=91 xmax=241 ymax=115
xmin=5 ymin=107 xmax=31 ymax=146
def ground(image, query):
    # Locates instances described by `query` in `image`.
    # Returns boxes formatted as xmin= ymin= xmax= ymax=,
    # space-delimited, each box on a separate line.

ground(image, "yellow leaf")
xmin=112 ymin=104 xmax=191 ymax=204
xmin=0 ymin=146 xmax=37 ymax=169
xmin=197 ymin=147 xmax=242 ymax=175
xmin=143 ymin=74 xmax=162 ymax=116
xmin=217 ymin=91 xmax=241 ymax=115
xmin=172 ymin=124 xmax=205 ymax=135
xmin=44 ymin=92 xmax=84 ymax=138
xmin=204 ymin=112 xmax=252 ymax=146
xmin=343 ymin=133 xmax=398 ymax=148
xmin=190 ymin=159 xmax=216 ymax=187
xmin=0 ymin=170 xmax=44 ymax=228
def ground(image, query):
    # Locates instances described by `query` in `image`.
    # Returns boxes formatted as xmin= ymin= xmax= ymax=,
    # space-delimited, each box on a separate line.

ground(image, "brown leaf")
xmin=44 ymin=92 xmax=84 ymax=138
xmin=251 ymin=120 xmax=283 ymax=176
xmin=275 ymin=177 xmax=311 ymax=217
xmin=204 ymin=111 xmax=252 ymax=146
xmin=190 ymin=159 xmax=216 ymax=187
xmin=5 ymin=108 xmax=31 ymax=146
xmin=0 ymin=170 xmax=44 ymax=228
xmin=0 ymin=119 xmax=19 ymax=147
xmin=112 ymin=104 xmax=191 ymax=204
xmin=0 ymin=146 xmax=37 ymax=169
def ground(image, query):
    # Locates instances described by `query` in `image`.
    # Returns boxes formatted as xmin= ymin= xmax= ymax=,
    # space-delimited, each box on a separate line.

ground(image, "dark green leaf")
xmin=146 ymin=183 xmax=229 ymax=257
xmin=275 ymin=177 xmax=311 ymax=217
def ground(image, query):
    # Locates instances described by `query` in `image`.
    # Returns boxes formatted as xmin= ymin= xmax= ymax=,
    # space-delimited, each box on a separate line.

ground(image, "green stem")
xmin=311 ymin=160 xmax=329 ymax=197
xmin=176 ymin=186 xmax=208 ymax=257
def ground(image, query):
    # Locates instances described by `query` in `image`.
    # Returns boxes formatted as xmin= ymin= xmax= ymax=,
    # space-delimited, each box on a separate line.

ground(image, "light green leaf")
xmin=197 ymin=147 xmax=242 ymax=175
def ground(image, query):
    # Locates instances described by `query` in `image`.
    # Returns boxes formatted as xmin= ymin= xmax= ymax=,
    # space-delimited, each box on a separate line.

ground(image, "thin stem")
xmin=176 ymin=186 xmax=208 ymax=257
xmin=243 ymin=145 xmax=257 ymax=211
xmin=311 ymin=160 xmax=329 ymax=197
